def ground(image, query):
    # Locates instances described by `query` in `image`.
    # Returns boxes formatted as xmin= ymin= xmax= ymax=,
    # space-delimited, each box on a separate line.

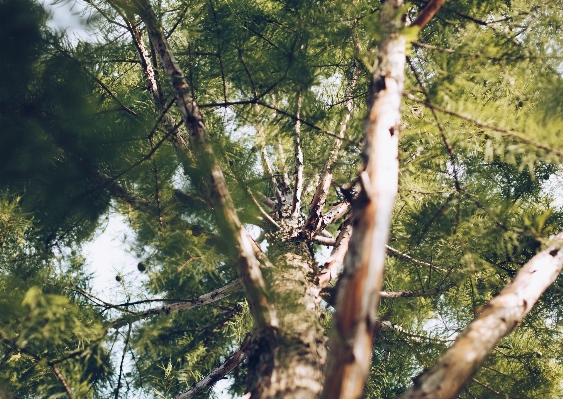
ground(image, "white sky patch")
xmin=81 ymin=211 xmax=145 ymax=303
xmin=41 ymin=0 xmax=96 ymax=43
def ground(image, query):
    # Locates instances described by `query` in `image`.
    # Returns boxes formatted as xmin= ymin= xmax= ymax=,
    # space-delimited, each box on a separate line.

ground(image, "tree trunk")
xmin=246 ymin=224 xmax=327 ymax=399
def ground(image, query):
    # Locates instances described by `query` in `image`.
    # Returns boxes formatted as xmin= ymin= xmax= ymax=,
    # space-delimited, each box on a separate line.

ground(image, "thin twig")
xmin=51 ymin=365 xmax=75 ymax=399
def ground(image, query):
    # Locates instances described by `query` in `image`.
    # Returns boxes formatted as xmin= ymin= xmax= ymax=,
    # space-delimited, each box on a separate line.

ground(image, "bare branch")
xmin=397 ymin=233 xmax=563 ymax=399
xmin=317 ymin=218 xmax=352 ymax=289
xmin=51 ymin=365 xmax=75 ymax=399
xmin=174 ymin=336 xmax=250 ymax=399
xmin=291 ymin=92 xmax=304 ymax=218
xmin=111 ymin=279 xmax=243 ymax=329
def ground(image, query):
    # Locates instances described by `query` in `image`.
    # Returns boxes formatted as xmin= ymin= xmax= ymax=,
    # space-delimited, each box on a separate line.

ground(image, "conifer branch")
xmin=405 ymin=93 xmax=563 ymax=157
xmin=386 ymin=245 xmax=448 ymax=273
xmin=111 ymin=279 xmax=243 ymax=329
xmin=129 ymin=0 xmax=278 ymax=330
xmin=407 ymin=58 xmax=461 ymax=192
xmin=379 ymin=320 xmax=456 ymax=343
xmin=397 ymin=233 xmax=563 ymax=399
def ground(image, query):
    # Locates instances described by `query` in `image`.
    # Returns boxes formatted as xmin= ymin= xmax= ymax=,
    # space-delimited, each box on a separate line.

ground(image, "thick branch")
xmin=322 ymin=2 xmax=406 ymax=397
xmin=397 ymin=234 xmax=563 ymax=399
xmin=135 ymin=0 xmax=277 ymax=330
xmin=174 ymin=336 xmax=250 ymax=399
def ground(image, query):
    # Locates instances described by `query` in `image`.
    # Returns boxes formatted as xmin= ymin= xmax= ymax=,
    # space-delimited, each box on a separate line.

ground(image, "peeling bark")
xmin=321 ymin=1 xmax=406 ymax=398
xmin=397 ymin=234 xmax=563 ymax=399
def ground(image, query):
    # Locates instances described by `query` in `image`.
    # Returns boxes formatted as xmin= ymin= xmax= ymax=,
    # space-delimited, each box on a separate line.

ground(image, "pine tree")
xmin=2 ymin=0 xmax=563 ymax=398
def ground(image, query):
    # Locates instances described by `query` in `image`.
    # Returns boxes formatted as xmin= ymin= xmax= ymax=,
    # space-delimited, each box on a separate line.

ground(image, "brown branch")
xmin=174 ymin=336 xmax=250 ymax=399
xmin=317 ymin=218 xmax=352 ymax=290
xmin=133 ymin=0 xmax=278 ymax=330
xmin=51 ymin=365 xmax=74 ymax=399
xmin=411 ymin=0 xmax=447 ymax=29
xmin=404 ymin=93 xmax=563 ymax=157
xmin=322 ymin=1 xmax=407 ymax=396
xmin=397 ymin=233 xmax=563 ymax=399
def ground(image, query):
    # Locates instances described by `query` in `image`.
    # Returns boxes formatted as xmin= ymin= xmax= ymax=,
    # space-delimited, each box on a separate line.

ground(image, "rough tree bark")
xmin=397 ymin=233 xmax=563 ymax=399
xmin=246 ymin=236 xmax=327 ymax=399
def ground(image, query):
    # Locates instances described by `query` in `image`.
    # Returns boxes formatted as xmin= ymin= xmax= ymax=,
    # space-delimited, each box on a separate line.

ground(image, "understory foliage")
xmin=1 ymin=0 xmax=563 ymax=398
